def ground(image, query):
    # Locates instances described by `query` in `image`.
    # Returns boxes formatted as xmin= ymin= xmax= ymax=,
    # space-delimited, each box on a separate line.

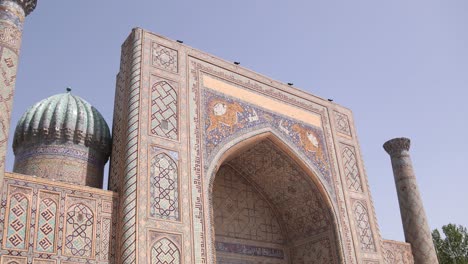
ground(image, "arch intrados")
xmin=207 ymin=128 xmax=336 ymax=215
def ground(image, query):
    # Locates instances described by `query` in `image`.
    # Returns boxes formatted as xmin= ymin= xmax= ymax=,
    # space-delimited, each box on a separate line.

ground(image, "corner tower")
xmin=0 ymin=0 xmax=37 ymax=190
xmin=12 ymin=89 xmax=111 ymax=188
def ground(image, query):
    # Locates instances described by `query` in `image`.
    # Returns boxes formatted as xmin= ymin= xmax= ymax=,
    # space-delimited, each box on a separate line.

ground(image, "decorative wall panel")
xmin=0 ymin=173 xmax=117 ymax=264
xmin=353 ymin=201 xmax=376 ymax=252
xmin=35 ymin=192 xmax=59 ymax=253
xmin=100 ymin=217 xmax=112 ymax=261
xmin=152 ymin=43 xmax=178 ymax=73
xmin=150 ymin=149 xmax=179 ymax=221
xmin=151 ymin=238 xmax=181 ymax=264
xmin=64 ymin=202 xmax=95 ymax=258
xmin=291 ymin=236 xmax=336 ymax=263
xmin=4 ymin=187 xmax=31 ymax=250
xmin=383 ymin=240 xmax=414 ymax=264
xmin=151 ymin=80 xmax=178 ymax=140
xmin=341 ymin=145 xmax=363 ymax=193
xmin=32 ymin=259 xmax=56 ymax=264
xmin=334 ymin=111 xmax=352 ymax=137
xmin=0 ymin=256 xmax=27 ymax=264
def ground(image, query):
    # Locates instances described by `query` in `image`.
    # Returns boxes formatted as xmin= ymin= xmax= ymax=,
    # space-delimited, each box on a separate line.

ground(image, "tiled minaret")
xmin=0 ymin=0 xmax=36 ymax=190
xmin=383 ymin=137 xmax=439 ymax=264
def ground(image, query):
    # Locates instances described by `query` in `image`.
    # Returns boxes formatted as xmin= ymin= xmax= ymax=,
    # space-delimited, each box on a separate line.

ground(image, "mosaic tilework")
xmin=0 ymin=256 xmax=27 ymax=264
xmin=341 ymin=145 xmax=363 ymax=192
xmin=152 ymin=43 xmax=178 ymax=73
xmin=334 ymin=111 xmax=352 ymax=137
xmin=13 ymin=144 xmax=104 ymax=188
xmin=0 ymin=173 xmax=117 ymax=264
xmin=0 ymin=2 xmax=24 ymax=193
xmin=32 ymin=259 xmax=56 ymax=264
xmin=0 ymin=44 xmax=19 ymax=190
xmin=35 ymin=195 xmax=58 ymax=253
xmin=215 ymin=242 xmax=285 ymax=259
xmin=151 ymin=238 xmax=180 ymax=264
xmin=64 ymin=203 xmax=95 ymax=257
xmin=5 ymin=192 xmax=29 ymax=249
xmin=151 ymin=80 xmax=178 ymax=140
xmin=291 ymin=236 xmax=336 ymax=263
xmin=213 ymin=165 xmax=285 ymax=244
xmin=353 ymin=201 xmax=376 ymax=252
xmin=383 ymin=240 xmax=414 ymax=264
xmin=216 ymin=257 xmax=284 ymax=264
xmin=100 ymin=217 xmax=112 ymax=261
xmin=108 ymin=28 xmax=142 ymax=264
xmin=203 ymin=90 xmax=332 ymax=189
xmin=228 ymin=140 xmax=333 ymax=242
xmin=150 ymin=151 xmax=179 ymax=221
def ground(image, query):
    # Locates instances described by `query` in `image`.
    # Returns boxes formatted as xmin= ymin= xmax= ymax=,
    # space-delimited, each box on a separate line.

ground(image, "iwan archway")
xmin=207 ymin=131 xmax=343 ymax=264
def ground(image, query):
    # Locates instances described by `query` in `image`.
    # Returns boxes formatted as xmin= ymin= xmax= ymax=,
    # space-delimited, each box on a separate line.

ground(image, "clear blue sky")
xmin=7 ymin=0 xmax=468 ymax=242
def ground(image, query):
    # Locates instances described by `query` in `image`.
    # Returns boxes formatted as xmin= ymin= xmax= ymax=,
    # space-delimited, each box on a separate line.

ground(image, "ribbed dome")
xmin=13 ymin=90 xmax=111 ymax=156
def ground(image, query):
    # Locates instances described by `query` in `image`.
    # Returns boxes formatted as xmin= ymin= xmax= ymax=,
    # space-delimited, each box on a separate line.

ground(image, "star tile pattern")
xmin=152 ymin=43 xmax=178 ymax=73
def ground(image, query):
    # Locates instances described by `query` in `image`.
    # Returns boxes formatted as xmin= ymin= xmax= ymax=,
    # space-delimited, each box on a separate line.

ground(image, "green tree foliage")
xmin=432 ymin=224 xmax=468 ymax=264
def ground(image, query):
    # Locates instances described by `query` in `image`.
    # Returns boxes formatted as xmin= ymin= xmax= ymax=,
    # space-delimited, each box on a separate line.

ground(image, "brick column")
xmin=383 ymin=137 xmax=439 ymax=264
xmin=0 ymin=0 xmax=36 ymax=190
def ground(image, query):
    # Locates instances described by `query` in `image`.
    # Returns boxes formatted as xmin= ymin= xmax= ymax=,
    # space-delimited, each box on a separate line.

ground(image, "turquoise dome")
xmin=13 ymin=90 xmax=111 ymax=156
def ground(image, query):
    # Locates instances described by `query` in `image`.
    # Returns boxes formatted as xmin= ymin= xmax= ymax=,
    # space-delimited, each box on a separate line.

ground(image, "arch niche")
xmin=207 ymin=130 xmax=343 ymax=264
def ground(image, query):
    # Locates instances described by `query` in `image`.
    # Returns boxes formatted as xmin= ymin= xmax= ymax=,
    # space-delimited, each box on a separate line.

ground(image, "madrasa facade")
xmin=0 ymin=1 xmax=439 ymax=264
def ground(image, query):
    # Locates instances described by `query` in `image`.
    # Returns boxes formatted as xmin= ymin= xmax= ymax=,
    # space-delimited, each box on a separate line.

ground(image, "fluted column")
xmin=383 ymin=137 xmax=439 ymax=264
xmin=0 ymin=0 xmax=36 ymax=190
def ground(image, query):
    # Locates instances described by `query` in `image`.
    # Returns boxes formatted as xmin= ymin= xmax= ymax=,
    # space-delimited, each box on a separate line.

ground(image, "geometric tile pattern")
xmin=0 ymin=174 xmax=117 ymax=263
xmin=36 ymin=198 xmax=57 ymax=252
xmin=118 ymin=30 xmax=142 ymax=264
xmin=228 ymin=140 xmax=332 ymax=242
xmin=150 ymin=152 xmax=179 ymax=220
xmin=383 ymin=240 xmax=414 ymax=264
xmin=353 ymin=201 xmax=376 ymax=252
xmin=334 ymin=111 xmax=352 ymax=137
xmin=1 ymin=256 xmax=27 ymax=264
xmin=100 ymin=217 xmax=112 ymax=261
xmin=151 ymin=238 xmax=180 ymax=264
xmin=291 ymin=237 xmax=335 ymax=263
xmin=5 ymin=193 xmax=28 ymax=249
xmin=151 ymin=81 xmax=178 ymax=140
xmin=0 ymin=18 xmax=21 ymax=187
xmin=342 ymin=145 xmax=363 ymax=192
xmin=213 ymin=165 xmax=285 ymax=244
xmin=64 ymin=204 xmax=94 ymax=257
xmin=152 ymin=43 xmax=178 ymax=73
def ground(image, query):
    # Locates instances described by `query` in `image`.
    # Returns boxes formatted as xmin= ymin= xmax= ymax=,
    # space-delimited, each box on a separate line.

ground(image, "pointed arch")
xmin=151 ymin=237 xmax=181 ymax=264
xmin=205 ymin=126 xmax=345 ymax=263
xmin=206 ymin=126 xmax=336 ymax=212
